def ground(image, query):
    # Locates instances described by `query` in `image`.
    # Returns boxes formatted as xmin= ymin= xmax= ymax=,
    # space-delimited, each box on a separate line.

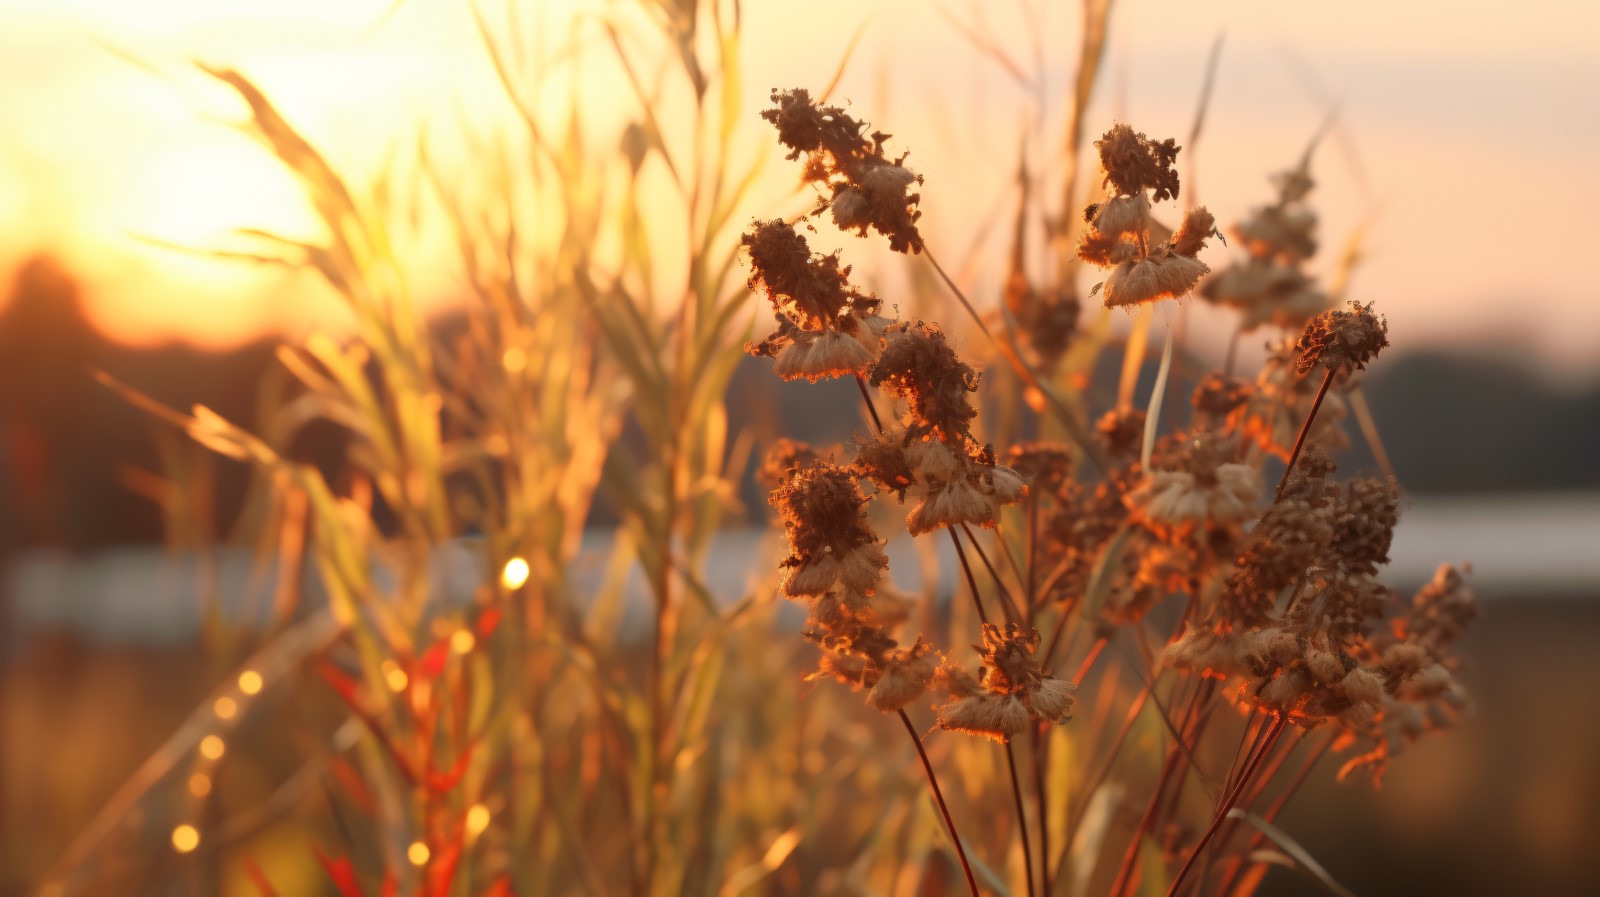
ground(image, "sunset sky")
xmin=2 ymin=0 xmax=1596 ymax=380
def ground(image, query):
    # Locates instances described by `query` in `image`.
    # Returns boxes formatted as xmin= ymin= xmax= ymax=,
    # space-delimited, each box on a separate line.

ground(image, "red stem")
xmin=899 ymin=710 xmax=980 ymax=897
xmin=1166 ymin=715 xmax=1287 ymax=897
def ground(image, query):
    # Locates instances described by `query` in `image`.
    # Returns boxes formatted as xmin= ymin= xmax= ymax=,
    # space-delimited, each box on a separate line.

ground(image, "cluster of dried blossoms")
xmin=1159 ymin=301 xmax=1467 ymax=780
xmin=747 ymin=89 xmax=1067 ymax=741
xmin=1201 ymin=153 xmax=1329 ymax=330
xmin=1077 ymin=124 xmax=1218 ymax=307
xmin=746 ymin=89 xmax=1475 ymax=893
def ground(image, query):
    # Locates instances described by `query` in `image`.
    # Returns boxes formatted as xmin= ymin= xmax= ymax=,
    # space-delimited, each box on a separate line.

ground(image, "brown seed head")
xmin=869 ymin=321 xmax=980 ymax=442
xmin=1296 ymin=300 xmax=1389 ymax=375
xmin=1328 ymin=477 xmax=1400 ymax=576
xmin=742 ymin=219 xmax=878 ymax=331
xmin=1095 ymin=124 xmax=1182 ymax=203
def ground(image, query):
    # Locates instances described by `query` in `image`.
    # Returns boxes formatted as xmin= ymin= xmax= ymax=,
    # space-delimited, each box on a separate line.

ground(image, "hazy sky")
xmin=1 ymin=0 xmax=1596 ymax=380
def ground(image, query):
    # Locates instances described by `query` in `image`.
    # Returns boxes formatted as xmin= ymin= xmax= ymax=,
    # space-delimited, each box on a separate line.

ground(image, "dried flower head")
xmin=1096 ymin=124 xmax=1181 ymax=203
xmin=761 ymin=88 xmax=924 ymax=253
xmin=1191 ymin=373 xmax=1252 ymax=421
xmin=1077 ymin=126 xmax=1211 ymax=307
xmin=1003 ymin=273 xmax=1080 ymax=366
xmin=934 ymin=624 xmax=1074 ymax=741
xmin=869 ymin=321 xmax=979 ymax=442
xmin=770 ymin=464 xmax=883 ymax=601
xmin=1170 ymin=206 xmax=1218 ymax=258
xmin=1327 ymin=476 xmax=1401 ymax=576
xmin=1005 ymin=442 xmax=1074 ymax=497
xmin=1404 ymin=564 xmax=1479 ymax=650
xmin=1095 ymin=407 xmax=1147 ymax=460
xmin=1127 ymin=442 xmax=1260 ymax=535
xmin=866 ymin=638 xmax=937 ymax=712
xmin=743 ymin=220 xmax=879 ymax=331
xmin=1296 ymin=300 xmax=1389 ymax=375
xmin=1100 ymin=252 xmax=1209 ymax=307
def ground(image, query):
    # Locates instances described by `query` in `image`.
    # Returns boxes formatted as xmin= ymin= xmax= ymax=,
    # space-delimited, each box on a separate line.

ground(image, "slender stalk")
xmin=1275 ymin=367 xmax=1335 ymax=499
xmin=899 ymin=709 xmax=980 ymax=897
xmin=855 ymin=374 xmax=884 ymax=434
xmin=1006 ymin=744 xmax=1038 ymax=897
xmin=948 ymin=528 xmax=992 ymax=627
xmin=1109 ymin=679 xmax=1214 ymax=897
xmin=960 ymin=523 xmax=1024 ymax=624
xmin=1025 ymin=492 xmax=1040 ymax=614
xmin=1057 ymin=680 xmax=1149 ymax=876
xmin=1216 ymin=735 xmax=1329 ymax=897
xmin=1072 ymin=636 xmax=1108 ymax=684
xmin=857 ymin=334 xmax=979 ymax=895
xmin=1032 ymin=723 xmax=1053 ymax=895
xmin=1166 ymin=715 xmax=1287 ymax=897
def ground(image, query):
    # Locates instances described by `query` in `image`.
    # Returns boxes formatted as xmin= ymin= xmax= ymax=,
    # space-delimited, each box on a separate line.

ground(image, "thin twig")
xmin=899 ymin=709 xmax=981 ymax=897
xmin=1275 ymin=367 xmax=1335 ymax=499
xmin=960 ymin=523 xmax=1025 ymax=624
xmin=1006 ymin=744 xmax=1038 ymax=897
xmin=855 ymin=374 xmax=884 ymax=434
xmin=948 ymin=527 xmax=992 ymax=627
xmin=1166 ymin=715 xmax=1287 ymax=897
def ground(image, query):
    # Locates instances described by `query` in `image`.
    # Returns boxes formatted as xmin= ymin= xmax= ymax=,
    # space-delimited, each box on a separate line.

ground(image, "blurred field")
xmin=5 ymin=543 xmax=1598 ymax=895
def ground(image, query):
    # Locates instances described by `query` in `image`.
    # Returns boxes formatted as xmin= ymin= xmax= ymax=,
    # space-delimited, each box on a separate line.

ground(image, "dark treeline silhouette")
xmin=1 ymin=254 xmax=1595 ymax=550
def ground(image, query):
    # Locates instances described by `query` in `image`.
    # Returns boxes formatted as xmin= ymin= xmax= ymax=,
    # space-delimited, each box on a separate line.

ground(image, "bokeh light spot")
xmin=238 ymin=670 xmax=264 ymax=695
xmin=501 ymin=557 xmax=530 ymax=590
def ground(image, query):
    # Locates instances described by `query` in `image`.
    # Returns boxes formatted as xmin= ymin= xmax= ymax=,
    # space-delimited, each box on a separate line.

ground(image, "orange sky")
xmin=2 ymin=0 xmax=1597 ymax=379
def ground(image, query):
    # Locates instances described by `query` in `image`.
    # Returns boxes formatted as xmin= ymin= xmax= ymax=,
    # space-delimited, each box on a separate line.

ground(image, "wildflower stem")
xmin=1165 ymin=714 xmax=1288 ymax=897
xmin=1025 ymin=492 xmax=1040 ymax=614
xmin=854 ymin=374 xmax=884 ymax=434
xmin=898 ymin=709 xmax=981 ymax=897
xmin=959 ymin=523 xmax=1024 ymax=624
xmin=1072 ymin=636 xmax=1108 ymax=684
xmin=1215 ymin=734 xmax=1329 ymax=897
xmin=1032 ymin=724 xmax=1053 ymax=895
xmin=1005 ymin=743 xmax=1039 ymax=897
xmin=1109 ymin=677 xmax=1218 ymax=897
xmin=1275 ymin=367 xmax=1335 ymax=499
xmin=948 ymin=528 xmax=992 ymax=626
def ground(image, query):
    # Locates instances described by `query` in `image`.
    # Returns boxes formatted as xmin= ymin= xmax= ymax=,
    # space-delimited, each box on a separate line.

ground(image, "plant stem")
xmin=1275 ymin=367 xmax=1334 ymax=499
xmin=1215 ymin=733 xmax=1328 ymax=897
xmin=1165 ymin=715 xmax=1287 ymax=897
xmin=960 ymin=523 xmax=1024 ymax=625
xmin=1025 ymin=492 xmax=1040 ymax=614
xmin=1006 ymin=744 xmax=1038 ymax=897
xmin=1032 ymin=723 xmax=1053 ymax=895
xmin=898 ymin=709 xmax=980 ymax=897
xmin=948 ymin=527 xmax=992 ymax=627
xmin=855 ymin=374 xmax=884 ymax=434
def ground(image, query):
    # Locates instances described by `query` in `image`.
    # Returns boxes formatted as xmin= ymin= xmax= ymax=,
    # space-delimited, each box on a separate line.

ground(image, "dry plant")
xmin=739 ymin=82 xmax=1476 ymax=897
xmin=43 ymin=2 xmax=1477 ymax=897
